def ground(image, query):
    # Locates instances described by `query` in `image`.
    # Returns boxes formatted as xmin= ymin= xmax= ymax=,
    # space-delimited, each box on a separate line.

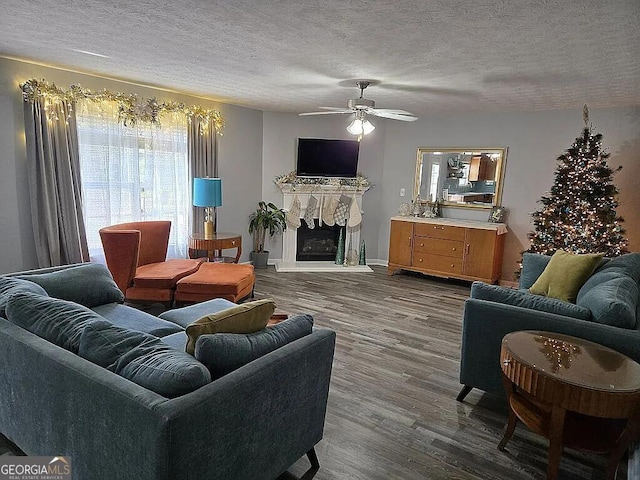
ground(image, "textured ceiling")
xmin=1 ymin=0 xmax=639 ymax=116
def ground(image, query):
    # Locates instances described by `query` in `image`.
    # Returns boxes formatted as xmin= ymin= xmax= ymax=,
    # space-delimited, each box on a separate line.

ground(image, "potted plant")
xmin=248 ymin=201 xmax=287 ymax=268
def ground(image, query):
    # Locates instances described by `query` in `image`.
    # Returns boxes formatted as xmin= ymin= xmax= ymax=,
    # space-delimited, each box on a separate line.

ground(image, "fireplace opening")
xmin=296 ymin=220 xmax=343 ymax=262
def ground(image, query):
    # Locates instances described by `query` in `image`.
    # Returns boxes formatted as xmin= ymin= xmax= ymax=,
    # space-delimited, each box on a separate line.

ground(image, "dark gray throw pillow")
xmin=0 ymin=276 xmax=48 ymax=318
xmin=6 ymin=291 xmax=102 ymax=353
xmin=195 ymin=314 xmax=314 ymax=379
xmin=79 ymin=320 xmax=211 ymax=398
xmin=17 ymin=263 xmax=124 ymax=308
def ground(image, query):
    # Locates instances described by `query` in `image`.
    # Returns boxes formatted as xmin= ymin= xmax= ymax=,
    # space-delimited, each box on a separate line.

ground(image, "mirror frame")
xmin=413 ymin=147 xmax=508 ymax=209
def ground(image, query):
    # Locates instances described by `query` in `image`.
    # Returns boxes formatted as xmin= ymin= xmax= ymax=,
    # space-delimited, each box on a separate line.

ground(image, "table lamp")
xmin=193 ymin=177 xmax=222 ymax=239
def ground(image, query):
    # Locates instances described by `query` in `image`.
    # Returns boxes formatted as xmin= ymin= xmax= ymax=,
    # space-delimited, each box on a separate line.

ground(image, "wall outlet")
xmin=400 ymin=188 xmax=405 ymax=197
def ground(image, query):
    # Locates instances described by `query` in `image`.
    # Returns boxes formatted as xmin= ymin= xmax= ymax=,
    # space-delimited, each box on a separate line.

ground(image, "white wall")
xmin=0 ymin=57 xmax=264 ymax=273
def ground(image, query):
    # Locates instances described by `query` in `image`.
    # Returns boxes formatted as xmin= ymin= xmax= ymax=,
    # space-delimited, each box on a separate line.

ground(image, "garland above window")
xmin=20 ymin=78 xmax=224 ymax=132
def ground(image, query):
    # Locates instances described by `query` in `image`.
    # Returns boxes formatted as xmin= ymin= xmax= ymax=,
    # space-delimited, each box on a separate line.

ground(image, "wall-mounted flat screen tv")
xmin=296 ymin=138 xmax=359 ymax=177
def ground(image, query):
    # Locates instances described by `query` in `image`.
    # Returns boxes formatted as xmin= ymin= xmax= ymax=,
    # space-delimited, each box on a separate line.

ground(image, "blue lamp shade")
xmin=193 ymin=178 xmax=222 ymax=207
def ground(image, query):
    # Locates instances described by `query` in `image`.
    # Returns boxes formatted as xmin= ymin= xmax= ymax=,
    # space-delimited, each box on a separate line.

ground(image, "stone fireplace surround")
xmin=275 ymin=183 xmax=373 ymax=272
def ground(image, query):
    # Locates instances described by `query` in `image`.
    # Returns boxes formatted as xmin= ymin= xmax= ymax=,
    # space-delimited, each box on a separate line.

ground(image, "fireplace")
xmin=275 ymin=183 xmax=372 ymax=272
xmin=296 ymin=221 xmax=342 ymax=261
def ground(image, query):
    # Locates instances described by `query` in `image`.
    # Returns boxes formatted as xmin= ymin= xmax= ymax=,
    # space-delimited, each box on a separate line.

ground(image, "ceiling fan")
xmin=299 ymin=80 xmax=418 ymax=137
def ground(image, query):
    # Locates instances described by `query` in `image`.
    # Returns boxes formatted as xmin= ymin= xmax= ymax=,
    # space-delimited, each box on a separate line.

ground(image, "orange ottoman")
xmin=174 ymin=263 xmax=255 ymax=304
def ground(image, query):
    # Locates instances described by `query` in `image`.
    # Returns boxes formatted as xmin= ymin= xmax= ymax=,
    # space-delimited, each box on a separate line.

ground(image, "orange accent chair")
xmin=99 ymin=221 xmax=203 ymax=306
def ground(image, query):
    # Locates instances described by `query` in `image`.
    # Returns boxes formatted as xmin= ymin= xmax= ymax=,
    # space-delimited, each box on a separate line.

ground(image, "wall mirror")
xmin=413 ymin=147 xmax=507 ymax=209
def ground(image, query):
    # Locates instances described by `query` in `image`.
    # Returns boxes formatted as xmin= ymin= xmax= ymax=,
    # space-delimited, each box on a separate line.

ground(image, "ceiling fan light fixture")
xmin=346 ymin=118 xmax=364 ymax=135
xmin=362 ymin=119 xmax=375 ymax=135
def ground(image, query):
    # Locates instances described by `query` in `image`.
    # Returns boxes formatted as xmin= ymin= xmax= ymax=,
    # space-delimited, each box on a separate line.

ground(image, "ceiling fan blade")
xmin=368 ymin=110 xmax=418 ymax=122
xmin=370 ymin=108 xmax=415 ymax=116
xmin=298 ymin=110 xmax=353 ymax=116
xmin=317 ymin=106 xmax=352 ymax=111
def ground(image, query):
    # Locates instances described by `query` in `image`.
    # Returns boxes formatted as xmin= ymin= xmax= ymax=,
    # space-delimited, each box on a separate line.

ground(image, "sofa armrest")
xmin=459 ymin=298 xmax=640 ymax=396
xmin=157 ymin=328 xmax=336 ymax=480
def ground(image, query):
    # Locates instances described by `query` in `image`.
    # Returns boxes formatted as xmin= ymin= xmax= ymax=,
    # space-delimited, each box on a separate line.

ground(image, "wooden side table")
xmin=498 ymin=331 xmax=640 ymax=480
xmin=188 ymin=233 xmax=242 ymax=263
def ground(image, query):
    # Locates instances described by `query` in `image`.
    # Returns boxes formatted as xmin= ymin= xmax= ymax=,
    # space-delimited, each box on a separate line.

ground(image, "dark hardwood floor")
xmin=1 ymin=265 xmax=629 ymax=479
xmin=258 ymin=266 xmax=626 ymax=480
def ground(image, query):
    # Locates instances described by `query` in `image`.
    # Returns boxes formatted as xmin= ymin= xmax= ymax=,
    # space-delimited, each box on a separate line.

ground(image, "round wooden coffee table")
xmin=498 ymin=330 xmax=640 ymax=480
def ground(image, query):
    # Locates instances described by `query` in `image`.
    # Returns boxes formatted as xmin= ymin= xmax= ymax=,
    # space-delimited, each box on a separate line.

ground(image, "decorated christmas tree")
xmin=527 ymin=106 xmax=628 ymax=257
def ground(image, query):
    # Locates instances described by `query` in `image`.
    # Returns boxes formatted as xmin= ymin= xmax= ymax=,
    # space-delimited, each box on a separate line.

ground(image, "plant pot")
xmin=250 ymin=251 xmax=269 ymax=269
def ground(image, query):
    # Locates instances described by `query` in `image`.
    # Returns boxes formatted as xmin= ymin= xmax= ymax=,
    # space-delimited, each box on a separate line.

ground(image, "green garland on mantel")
xmin=275 ymin=171 xmax=371 ymax=189
xmin=20 ymin=78 xmax=224 ymax=131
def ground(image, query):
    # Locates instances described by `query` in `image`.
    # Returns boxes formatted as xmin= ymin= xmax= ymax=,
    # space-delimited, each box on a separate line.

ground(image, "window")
xmin=76 ymin=101 xmax=189 ymax=261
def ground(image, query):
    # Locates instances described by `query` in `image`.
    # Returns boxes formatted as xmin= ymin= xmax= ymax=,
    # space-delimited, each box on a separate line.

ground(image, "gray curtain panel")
xmin=23 ymin=98 xmax=89 ymax=267
xmin=188 ymin=118 xmax=218 ymax=234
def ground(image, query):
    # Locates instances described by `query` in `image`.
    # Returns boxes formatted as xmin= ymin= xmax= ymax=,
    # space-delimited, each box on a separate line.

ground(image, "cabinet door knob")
xmin=450 ymin=264 xmax=455 ymax=268
xmin=232 ymin=241 xmax=236 ymax=245
xmin=419 ymin=258 xmax=423 ymax=262
xmin=452 ymin=247 xmax=456 ymax=251
xmin=420 ymin=243 xmax=424 ymax=247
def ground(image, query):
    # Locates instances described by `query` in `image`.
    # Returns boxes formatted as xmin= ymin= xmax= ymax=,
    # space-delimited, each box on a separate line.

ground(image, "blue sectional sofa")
xmin=0 ymin=264 xmax=336 ymax=480
xmin=458 ymin=251 xmax=640 ymax=400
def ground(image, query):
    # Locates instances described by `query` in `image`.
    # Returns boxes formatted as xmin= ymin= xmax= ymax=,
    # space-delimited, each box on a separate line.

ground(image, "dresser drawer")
xmin=413 ymin=238 xmax=464 ymax=258
xmin=412 ymin=253 xmax=463 ymax=274
xmin=414 ymin=223 xmax=465 ymax=241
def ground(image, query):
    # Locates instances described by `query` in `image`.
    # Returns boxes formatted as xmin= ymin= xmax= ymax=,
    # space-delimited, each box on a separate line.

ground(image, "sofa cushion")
xmin=578 ymin=253 xmax=640 ymax=301
xmin=0 ymin=276 xmax=48 ymax=318
xmin=185 ymin=299 xmax=276 ymax=354
xmin=576 ymin=276 xmax=639 ymax=329
xmin=470 ymin=282 xmax=592 ymax=320
xmin=161 ymin=331 xmax=188 ymax=350
xmin=78 ymin=320 xmax=211 ymax=398
xmin=91 ymin=303 xmax=184 ymax=337
xmin=17 ymin=263 xmax=124 ymax=307
xmin=6 ymin=291 xmax=102 ymax=353
xmin=529 ymin=250 xmax=603 ymax=302
xmin=519 ymin=252 xmax=552 ymax=290
xmin=195 ymin=314 xmax=314 ymax=379
xmin=133 ymin=259 xmax=202 ymax=289
xmin=159 ymin=298 xmax=237 ymax=329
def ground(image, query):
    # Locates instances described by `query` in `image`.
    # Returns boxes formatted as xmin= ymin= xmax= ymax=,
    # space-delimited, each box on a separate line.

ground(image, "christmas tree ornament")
xmin=359 ymin=239 xmax=366 ymax=265
xmin=346 ymin=233 xmax=358 ymax=266
xmin=335 ymin=228 xmax=345 ymax=265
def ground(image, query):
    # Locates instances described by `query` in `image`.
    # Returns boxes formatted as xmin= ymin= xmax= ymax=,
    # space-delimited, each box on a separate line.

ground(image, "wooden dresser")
xmin=387 ymin=216 xmax=507 ymax=284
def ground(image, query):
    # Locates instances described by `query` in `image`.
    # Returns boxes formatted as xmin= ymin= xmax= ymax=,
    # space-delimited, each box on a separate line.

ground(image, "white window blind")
xmin=76 ymin=100 xmax=190 ymax=261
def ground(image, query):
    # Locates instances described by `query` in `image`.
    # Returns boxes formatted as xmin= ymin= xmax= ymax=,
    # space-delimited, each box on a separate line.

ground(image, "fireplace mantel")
xmin=275 ymin=181 xmax=372 ymax=272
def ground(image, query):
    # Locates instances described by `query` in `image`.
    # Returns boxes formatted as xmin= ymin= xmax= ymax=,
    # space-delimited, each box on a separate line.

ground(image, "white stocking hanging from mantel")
xmin=286 ymin=194 xmax=301 ymax=229
xmin=347 ymin=193 xmax=362 ymax=227
xmin=303 ymin=194 xmax=318 ymax=229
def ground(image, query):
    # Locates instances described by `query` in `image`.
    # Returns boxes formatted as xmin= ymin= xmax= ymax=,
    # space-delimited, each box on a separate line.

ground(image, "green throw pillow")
xmin=185 ymin=299 xmax=276 ymax=354
xmin=529 ymin=250 xmax=603 ymax=303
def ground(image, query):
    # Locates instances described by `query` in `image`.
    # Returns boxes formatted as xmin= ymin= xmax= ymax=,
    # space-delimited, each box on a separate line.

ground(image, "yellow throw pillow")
xmin=185 ymin=299 xmax=276 ymax=354
xmin=529 ymin=250 xmax=603 ymax=303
